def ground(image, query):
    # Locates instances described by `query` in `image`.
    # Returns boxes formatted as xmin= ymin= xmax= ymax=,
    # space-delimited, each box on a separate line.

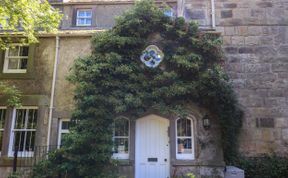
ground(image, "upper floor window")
xmin=76 ymin=9 xmax=92 ymax=26
xmin=176 ymin=117 xmax=195 ymax=160
xmin=164 ymin=8 xmax=175 ymax=18
xmin=3 ymin=45 xmax=29 ymax=73
xmin=58 ymin=119 xmax=70 ymax=148
xmin=112 ymin=117 xmax=129 ymax=159
xmin=9 ymin=107 xmax=38 ymax=157
xmin=0 ymin=107 xmax=6 ymax=155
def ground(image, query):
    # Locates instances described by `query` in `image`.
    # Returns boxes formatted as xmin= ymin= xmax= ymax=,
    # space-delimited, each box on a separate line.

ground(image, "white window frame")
xmin=57 ymin=119 xmax=70 ymax=148
xmin=175 ymin=117 xmax=195 ymax=160
xmin=112 ymin=117 xmax=130 ymax=160
xmin=0 ymin=107 xmax=7 ymax=155
xmin=3 ymin=44 xmax=29 ymax=73
xmin=76 ymin=9 xmax=92 ymax=26
xmin=8 ymin=106 xmax=38 ymax=157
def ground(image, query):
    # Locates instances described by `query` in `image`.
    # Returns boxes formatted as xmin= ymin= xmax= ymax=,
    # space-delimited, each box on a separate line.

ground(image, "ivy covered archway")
xmin=33 ymin=1 xmax=243 ymax=177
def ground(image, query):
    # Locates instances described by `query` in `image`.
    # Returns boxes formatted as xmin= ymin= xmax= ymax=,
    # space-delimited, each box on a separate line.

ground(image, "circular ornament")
xmin=140 ymin=45 xmax=164 ymax=68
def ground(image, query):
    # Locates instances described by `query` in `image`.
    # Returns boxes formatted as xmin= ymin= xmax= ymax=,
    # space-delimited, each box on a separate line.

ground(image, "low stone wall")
xmin=0 ymin=167 xmax=12 ymax=178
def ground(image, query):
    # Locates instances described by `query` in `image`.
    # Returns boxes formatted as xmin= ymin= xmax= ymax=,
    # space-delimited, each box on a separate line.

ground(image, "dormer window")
xmin=3 ymin=45 xmax=29 ymax=73
xmin=76 ymin=9 xmax=92 ymax=26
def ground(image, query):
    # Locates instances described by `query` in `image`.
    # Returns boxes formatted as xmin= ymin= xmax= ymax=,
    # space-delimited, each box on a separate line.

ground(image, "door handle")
xmin=164 ymin=158 xmax=167 ymax=162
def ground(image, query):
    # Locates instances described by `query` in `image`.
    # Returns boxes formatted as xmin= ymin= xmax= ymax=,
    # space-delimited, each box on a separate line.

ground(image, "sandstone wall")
xmin=49 ymin=36 xmax=91 ymax=146
xmin=184 ymin=0 xmax=288 ymax=156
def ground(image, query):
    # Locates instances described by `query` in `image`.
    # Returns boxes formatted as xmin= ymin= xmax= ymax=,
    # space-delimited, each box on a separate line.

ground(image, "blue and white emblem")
xmin=140 ymin=45 xmax=164 ymax=68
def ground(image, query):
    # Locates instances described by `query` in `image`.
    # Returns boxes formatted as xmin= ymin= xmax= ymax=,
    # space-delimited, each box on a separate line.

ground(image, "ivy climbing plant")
xmin=33 ymin=1 xmax=243 ymax=177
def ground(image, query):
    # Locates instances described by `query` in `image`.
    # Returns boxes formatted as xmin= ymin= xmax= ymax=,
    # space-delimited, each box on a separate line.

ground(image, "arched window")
xmin=112 ymin=117 xmax=129 ymax=159
xmin=176 ymin=117 xmax=195 ymax=160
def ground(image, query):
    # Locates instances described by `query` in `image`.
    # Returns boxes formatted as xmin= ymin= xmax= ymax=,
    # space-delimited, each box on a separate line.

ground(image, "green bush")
xmin=235 ymin=155 xmax=288 ymax=178
xmin=8 ymin=172 xmax=20 ymax=178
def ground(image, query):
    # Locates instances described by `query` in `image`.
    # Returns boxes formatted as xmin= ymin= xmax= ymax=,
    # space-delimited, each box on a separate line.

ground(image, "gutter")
xmin=0 ymin=30 xmax=104 ymax=38
xmin=46 ymin=36 xmax=60 ymax=151
xmin=177 ymin=0 xmax=185 ymax=17
xmin=50 ymin=0 xmax=177 ymax=5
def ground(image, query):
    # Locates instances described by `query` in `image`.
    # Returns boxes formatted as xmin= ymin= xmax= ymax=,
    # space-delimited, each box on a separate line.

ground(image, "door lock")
xmin=164 ymin=158 xmax=167 ymax=162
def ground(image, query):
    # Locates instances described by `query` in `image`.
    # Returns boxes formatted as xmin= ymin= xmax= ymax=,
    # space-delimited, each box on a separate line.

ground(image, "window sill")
xmin=115 ymin=159 xmax=132 ymax=166
xmin=3 ymin=70 xmax=27 ymax=74
xmin=76 ymin=25 xmax=92 ymax=27
xmin=0 ymin=72 xmax=35 ymax=79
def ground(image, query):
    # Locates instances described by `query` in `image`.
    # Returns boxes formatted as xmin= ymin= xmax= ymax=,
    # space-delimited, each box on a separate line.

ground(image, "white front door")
xmin=135 ymin=114 xmax=170 ymax=178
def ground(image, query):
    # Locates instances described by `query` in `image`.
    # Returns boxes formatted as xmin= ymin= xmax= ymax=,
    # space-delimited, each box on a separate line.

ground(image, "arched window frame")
xmin=175 ymin=117 xmax=195 ymax=160
xmin=112 ymin=116 xmax=130 ymax=159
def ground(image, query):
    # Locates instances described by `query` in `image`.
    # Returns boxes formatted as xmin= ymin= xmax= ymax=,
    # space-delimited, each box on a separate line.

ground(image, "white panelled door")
xmin=135 ymin=114 xmax=170 ymax=178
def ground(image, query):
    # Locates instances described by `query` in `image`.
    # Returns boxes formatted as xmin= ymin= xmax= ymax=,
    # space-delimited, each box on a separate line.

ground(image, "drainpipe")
xmin=211 ymin=0 xmax=216 ymax=29
xmin=47 ymin=35 xmax=60 ymax=151
xmin=177 ymin=0 xmax=185 ymax=17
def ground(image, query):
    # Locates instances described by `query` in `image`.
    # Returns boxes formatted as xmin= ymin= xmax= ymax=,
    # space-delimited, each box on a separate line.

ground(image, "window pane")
xmin=81 ymin=19 xmax=86 ymax=25
xmin=115 ymin=119 xmax=129 ymax=136
xmin=60 ymin=133 xmax=68 ymax=146
xmin=13 ymin=131 xmax=36 ymax=152
xmin=86 ymin=19 xmax=92 ymax=25
xmin=113 ymin=138 xmax=128 ymax=154
xmin=0 ymin=132 xmax=3 ymax=152
xmin=62 ymin=121 xmax=70 ymax=130
xmin=81 ymin=19 xmax=85 ymax=24
xmin=177 ymin=118 xmax=191 ymax=136
xmin=0 ymin=109 xmax=6 ymax=129
xmin=20 ymin=46 xmax=29 ymax=56
xmin=8 ymin=47 xmax=19 ymax=56
xmin=8 ymin=58 xmax=19 ymax=69
xmin=78 ymin=10 xmax=92 ymax=17
xmin=78 ymin=11 xmax=86 ymax=17
xmin=77 ymin=19 xmax=85 ymax=25
xmin=14 ymin=131 xmax=25 ymax=151
xmin=20 ymin=58 xmax=28 ymax=69
xmin=0 ymin=109 xmax=5 ymax=152
xmin=27 ymin=109 xmax=37 ymax=129
xmin=25 ymin=131 xmax=35 ymax=151
xmin=15 ymin=109 xmax=26 ymax=129
xmin=86 ymin=11 xmax=92 ymax=17
xmin=177 ymin=138 xmax=192 ymax=154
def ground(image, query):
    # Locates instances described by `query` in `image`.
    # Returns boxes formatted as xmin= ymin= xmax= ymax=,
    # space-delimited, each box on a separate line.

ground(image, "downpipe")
xmin=46 ymin=35 xmax=60 ymax=152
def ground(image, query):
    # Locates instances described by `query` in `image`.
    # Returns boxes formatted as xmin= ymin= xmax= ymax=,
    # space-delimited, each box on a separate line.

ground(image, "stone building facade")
xmin=0 ymin=0 xmax=287 ymax=177
xmin=182 ymin=0 xmax=288 ymax=156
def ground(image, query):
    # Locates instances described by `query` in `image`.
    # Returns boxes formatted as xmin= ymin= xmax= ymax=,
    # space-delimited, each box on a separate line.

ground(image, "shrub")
xmin=235 ymin=155 xmax=288 ymax=178
xmin=8 ymin=172 xmax=20 ymax=178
